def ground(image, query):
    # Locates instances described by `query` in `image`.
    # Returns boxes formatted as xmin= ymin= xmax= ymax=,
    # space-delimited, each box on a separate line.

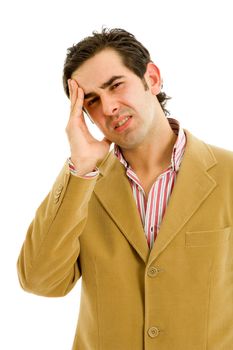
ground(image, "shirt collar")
xmin=114 ymin=118 xmax=186 ymax=172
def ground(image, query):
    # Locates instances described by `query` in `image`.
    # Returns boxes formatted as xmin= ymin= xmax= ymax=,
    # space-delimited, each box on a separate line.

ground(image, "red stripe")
xmin=162 ymin=172 xmax=170 ymax=218
xmin=154 ymin=178 xmax=162 ymax=241
xmin=135 ymin=184 xmax=142 ymax=217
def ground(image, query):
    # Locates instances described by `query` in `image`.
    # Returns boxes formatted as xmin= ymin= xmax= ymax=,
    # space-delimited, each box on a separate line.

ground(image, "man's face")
xmin=71 ymin=49 xmax=162 ymax=150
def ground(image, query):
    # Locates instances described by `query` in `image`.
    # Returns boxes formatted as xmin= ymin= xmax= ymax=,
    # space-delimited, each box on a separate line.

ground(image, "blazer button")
xmin=148 ymin=326 xmax=160 ymax=338
xmin=55 ymin=184 xmax=64 ymax=195
xmin=54 ymin=184 xmax=64 ymax=203
xmin=148 ymin=266 xmax=161 ymax=277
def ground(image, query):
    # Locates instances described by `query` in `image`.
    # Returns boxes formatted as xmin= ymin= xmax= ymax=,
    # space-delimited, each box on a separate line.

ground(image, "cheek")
xmin=92 ymin=114 xmax=108 ymax=131
xmin=121 ymin=90 xmax=135 ymax=104
xmin=122 ymin=87 xmax=147 ymax=111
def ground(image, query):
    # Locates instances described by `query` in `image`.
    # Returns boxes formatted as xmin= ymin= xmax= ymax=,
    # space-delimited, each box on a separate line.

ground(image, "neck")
xmin=121 ymin=117 xmax=177 ymax=174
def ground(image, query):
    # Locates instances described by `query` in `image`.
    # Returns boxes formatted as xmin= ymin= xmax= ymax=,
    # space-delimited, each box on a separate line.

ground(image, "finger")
xmin=69 ymin=79 xmax=79 ymax=110
xmin=72 ymin=86 xmax=84 ymax=117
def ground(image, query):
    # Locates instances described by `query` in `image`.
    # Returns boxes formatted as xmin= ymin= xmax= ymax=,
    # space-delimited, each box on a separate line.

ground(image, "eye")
xmin=111 ymin=82 xmax=122 ymax=90
xmin=87 ymin=96 xmax=99 ymax=106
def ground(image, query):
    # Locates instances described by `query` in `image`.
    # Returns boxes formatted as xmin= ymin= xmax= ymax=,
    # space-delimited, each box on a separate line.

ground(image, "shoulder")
xmin=184 ymin=130 xmax=233 ymax=186
xmin=207 ymin=143 xmax=233 ymax=169
xmin=185 ymin=129 xmax=233 ymax=163
xmin=204 ymin=143 xmax=233 ymax=188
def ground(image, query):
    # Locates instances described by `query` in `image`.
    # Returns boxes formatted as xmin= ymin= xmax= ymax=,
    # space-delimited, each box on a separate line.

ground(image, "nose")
xmin=101 ymin=93 xmax=119 ymax=116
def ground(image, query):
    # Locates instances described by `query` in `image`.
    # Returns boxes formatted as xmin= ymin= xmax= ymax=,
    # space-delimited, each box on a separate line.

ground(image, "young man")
xmin=17 ymin=28 xmax=233 ymax=350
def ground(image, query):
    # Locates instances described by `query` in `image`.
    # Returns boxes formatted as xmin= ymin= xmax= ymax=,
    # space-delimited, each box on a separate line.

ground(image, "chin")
xmin=117 ymin=139 xmax=144 ymax=150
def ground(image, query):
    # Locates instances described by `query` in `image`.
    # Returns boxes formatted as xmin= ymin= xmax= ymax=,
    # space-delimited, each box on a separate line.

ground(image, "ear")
xmin=144 ymin=62 xmax=162 ymax=95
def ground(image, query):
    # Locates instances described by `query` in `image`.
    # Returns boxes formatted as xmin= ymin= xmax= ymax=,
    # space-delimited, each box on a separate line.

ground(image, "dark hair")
xmin=63 ymin=28 xmax=171 ymax=115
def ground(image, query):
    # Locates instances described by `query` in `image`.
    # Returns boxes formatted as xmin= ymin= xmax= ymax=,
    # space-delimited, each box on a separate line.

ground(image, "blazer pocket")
xmin=185 ymin=227 xmax=231 ymax=247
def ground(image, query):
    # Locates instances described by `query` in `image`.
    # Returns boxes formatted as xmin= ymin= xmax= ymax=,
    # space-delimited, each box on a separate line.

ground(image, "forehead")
xmin=71 ymin=49 xmax=133 ymax=90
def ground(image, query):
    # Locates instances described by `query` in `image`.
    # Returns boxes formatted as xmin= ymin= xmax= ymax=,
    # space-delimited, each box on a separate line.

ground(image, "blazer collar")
xmin=94 ymin=130 xmax=217 ymax=265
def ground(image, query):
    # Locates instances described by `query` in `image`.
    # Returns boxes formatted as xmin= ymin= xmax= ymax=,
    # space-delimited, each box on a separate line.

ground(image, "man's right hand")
xmin=65 ymin=79 xmax=112 ymax=176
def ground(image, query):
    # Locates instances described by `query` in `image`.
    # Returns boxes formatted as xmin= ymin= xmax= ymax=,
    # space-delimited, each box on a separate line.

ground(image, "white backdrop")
xmin=0 ymin=0 xmax=232 ymax=349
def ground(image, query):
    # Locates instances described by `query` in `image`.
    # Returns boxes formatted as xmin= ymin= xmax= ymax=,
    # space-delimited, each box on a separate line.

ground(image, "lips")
xmin=113 ymin=115 xmax=132 ymax=129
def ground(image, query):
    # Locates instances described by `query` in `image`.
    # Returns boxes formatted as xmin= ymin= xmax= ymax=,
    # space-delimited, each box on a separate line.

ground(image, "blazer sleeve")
xmin=17 ymin=162 xmax=98 ymax=297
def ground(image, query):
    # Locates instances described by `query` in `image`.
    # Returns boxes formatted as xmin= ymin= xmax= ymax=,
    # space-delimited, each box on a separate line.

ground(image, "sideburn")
xmin=142 ymin=77 xmax=149 ymax=91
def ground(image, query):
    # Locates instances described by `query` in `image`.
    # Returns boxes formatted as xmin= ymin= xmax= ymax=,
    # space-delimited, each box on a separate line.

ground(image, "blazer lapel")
xmin=94 ymin=152 xmax=150 ymax=263
xmin=148 ymin=130 xmax=217 ymax=265
xmin=94 ymin=131 xmax=217 ymax=266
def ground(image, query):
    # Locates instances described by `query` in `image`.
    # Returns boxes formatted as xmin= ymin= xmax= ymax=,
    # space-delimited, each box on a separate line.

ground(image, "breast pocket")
xmin=185 ymin=227 xmax=231 ymax=247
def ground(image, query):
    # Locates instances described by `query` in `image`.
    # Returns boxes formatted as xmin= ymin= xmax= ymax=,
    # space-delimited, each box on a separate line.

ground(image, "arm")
xmin=17 ymin=163 xmax=98 ymax=297
xmin=17 ymin=79 xmax=111 ymax=297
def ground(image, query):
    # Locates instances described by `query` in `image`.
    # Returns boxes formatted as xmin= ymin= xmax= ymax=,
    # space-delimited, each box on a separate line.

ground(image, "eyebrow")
xmin=84 ymin=75 xmax=125 ymax=100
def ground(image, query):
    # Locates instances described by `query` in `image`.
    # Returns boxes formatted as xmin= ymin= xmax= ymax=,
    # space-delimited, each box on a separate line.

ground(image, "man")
xmin=17 ymin=28 xmax=233 ymax=350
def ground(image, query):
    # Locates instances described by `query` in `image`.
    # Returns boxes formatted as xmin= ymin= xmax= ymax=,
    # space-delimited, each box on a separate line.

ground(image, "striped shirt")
xmin=114 ymin=118 xmax=186 ymax=249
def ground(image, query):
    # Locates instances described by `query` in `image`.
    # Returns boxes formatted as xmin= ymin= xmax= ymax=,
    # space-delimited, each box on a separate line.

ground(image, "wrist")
xmin=67 ymin=158 xmax=98 ymax=177
xmin=68 ymin=157 xmax=79 ymax=176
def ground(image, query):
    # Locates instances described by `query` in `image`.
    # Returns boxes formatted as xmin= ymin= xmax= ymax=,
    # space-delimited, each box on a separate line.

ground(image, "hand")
xmin=65 ymin=79 xmax=112 ymax=176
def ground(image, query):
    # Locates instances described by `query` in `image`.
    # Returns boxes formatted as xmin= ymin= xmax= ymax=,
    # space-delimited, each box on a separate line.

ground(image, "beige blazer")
xmin=17 ymin=130 xmax=233 ymax=350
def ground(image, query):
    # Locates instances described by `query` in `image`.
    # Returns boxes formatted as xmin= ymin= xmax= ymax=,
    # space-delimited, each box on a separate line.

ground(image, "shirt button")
xmin=148 ymin=326 xmax=160 ymax=338
xmin=148 ymin=266 xmax=160 ymax=277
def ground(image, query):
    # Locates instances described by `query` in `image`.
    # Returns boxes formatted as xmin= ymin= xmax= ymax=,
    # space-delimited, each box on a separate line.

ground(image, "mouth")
xmin=114 ymin=116 xmax=132 ymax=129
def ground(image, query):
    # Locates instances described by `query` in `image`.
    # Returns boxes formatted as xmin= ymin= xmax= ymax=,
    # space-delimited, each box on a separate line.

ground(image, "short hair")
xmin=63 ymin=28 xmax=171 ymax=115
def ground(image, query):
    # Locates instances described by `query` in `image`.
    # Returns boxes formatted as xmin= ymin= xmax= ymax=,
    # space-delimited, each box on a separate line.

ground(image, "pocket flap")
xmin=185 ymin=227 xmax=231 ymax=247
